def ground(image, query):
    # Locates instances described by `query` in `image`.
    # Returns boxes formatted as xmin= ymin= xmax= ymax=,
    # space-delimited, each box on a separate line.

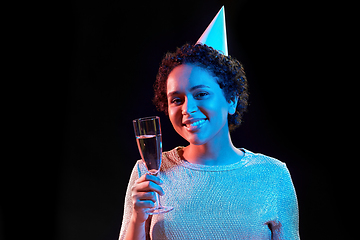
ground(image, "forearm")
xmin=123 ymin=216 xmax=147 ymax=240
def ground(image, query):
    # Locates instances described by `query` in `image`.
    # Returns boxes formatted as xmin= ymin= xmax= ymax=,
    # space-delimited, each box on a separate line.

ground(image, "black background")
xmin=17 ymin=0 xmax=342 ymax=239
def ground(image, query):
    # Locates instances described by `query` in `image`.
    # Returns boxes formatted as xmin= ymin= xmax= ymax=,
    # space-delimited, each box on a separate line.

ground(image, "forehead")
xmin=166 ymin=64 xmax=218 ymax=94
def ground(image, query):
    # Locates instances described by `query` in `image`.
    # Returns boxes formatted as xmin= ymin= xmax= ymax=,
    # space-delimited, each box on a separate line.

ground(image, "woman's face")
xmin=166 ymin=64 xmax=236 ymax=145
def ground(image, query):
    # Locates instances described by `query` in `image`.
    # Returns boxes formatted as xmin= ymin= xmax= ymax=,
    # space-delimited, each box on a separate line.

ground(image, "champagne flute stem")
xmin=151 ymin=172 xmax=161 ymax=209
xmin=154 ymin=191 xmax=161 ymax=209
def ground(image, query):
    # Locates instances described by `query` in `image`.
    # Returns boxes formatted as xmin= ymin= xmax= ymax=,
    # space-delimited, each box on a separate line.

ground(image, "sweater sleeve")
xmin=118 ymin=161 xmax=145 ymax=240
xmin=272 ymin=164 xmax=300 ymax=239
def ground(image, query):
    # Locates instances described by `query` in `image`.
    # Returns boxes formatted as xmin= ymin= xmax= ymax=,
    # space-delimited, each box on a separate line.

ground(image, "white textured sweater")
xmin=119 ymin=147 xmax=300 ymax=239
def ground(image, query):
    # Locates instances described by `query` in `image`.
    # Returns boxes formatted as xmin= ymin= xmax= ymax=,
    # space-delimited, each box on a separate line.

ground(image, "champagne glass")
xmin=133 ymin=116 xmax=174 ymax=215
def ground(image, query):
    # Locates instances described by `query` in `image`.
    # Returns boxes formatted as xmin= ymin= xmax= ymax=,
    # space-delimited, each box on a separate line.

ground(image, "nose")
xmin=181 ymin=96 xmax=197 ymax=115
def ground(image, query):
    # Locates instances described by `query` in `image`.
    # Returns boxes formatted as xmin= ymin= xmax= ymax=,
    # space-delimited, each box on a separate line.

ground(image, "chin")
xmin=182 ymin=131 xmax=211 ymax=146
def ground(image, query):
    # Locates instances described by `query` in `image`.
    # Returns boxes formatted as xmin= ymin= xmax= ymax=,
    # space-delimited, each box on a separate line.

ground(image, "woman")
xmin=118 ymin=43 xmax=300 ymax=239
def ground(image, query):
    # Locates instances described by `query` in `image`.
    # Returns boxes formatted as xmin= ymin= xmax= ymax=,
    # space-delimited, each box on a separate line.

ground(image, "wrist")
xmin=124 ymin=214 xmax=147 ymax=240
xmin=130 ymin=213 xmax=147 ymax=226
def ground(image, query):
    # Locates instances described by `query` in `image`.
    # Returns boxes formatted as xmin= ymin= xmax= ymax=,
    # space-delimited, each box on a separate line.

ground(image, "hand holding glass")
xmin=133 ymin=116 xmax=174 ymax=215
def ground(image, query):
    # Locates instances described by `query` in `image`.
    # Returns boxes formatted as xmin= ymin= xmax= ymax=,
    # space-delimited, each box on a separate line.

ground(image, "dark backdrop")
xmin=56 ymin=0 xmax=338 ymax=239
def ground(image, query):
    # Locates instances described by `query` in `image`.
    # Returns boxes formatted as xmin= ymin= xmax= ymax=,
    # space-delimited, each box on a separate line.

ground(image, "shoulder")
xmin=162 ymin=147 xmax=182 ymax=162
xmin=241 ymin=148 xmax=289 ymax=174
xmin=242 ymin=149 xmax=295 ymax=189
xmin=160 ymin=147 xmax=183 ymax=171
xmin=134 ymin=147 xmax=184 ymax=174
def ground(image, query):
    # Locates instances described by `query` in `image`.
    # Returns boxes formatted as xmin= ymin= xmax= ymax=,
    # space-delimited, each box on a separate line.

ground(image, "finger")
xmin=136 ymin=174 xmax=164 ymax=185
xmin=134 ymin=199 xmax=155 ymax=209
xmin=135 ymin=180 xmax=165 ymax=196
xmin=136 ymin=191 xmax=156 ymax=202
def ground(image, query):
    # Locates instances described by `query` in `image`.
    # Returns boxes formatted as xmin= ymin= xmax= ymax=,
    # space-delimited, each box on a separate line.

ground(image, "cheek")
xmin=201 ymin=99 xmax=229 ymax=121
xmin=168 ymin=106 xmax=182 ymax=128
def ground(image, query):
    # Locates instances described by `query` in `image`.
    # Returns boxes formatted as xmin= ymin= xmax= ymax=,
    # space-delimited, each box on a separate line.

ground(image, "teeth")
xmin=187 ymin=119 xmax=206 ymax=127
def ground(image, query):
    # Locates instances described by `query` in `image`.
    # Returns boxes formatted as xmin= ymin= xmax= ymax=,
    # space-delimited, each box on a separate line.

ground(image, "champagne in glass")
xmin=136 ymin=134 xmax=162 ymax=174
xmin=133 ymin=116 xmax=173 ymax=215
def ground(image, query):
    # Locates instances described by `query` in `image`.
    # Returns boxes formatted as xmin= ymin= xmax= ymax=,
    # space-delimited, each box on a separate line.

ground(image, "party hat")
xmin=196 ymin=6 xmax=228 ymax=56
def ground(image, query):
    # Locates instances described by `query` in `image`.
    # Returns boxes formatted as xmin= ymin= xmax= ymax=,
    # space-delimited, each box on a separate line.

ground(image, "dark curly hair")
xmin=153 ymin=43 xmax=249 ymax=131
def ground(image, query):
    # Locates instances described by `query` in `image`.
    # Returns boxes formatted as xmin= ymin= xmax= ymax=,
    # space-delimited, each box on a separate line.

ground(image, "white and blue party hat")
xmin=196 ymin=6 xmax=228 ymax=56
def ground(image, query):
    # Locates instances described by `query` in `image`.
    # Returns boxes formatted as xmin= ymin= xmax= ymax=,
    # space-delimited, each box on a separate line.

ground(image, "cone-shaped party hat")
xmin=196 ymin=6 xmax=228 ymax=56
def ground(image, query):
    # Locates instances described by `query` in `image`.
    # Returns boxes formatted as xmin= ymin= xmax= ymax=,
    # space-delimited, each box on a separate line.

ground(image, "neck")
xmin=182 ymin=127 xmax=243 ymax=166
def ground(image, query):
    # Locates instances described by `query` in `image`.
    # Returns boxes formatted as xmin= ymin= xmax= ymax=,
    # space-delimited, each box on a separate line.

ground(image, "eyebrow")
xmin=167 ymin=85 xmax=210 ymax=97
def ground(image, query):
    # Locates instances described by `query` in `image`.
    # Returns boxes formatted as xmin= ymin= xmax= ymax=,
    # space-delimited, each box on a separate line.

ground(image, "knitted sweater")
xmin=119 ymin=147 xmax=300 ymax=239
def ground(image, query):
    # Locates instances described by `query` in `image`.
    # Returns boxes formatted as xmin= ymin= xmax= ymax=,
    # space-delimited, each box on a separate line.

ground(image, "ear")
xmin=228 ymin=96 xmax=238 ymax=115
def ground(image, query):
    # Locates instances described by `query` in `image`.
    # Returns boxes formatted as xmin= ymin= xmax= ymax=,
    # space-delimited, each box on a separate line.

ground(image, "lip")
xmin=182 ymin=118 xmax=208 ymax=132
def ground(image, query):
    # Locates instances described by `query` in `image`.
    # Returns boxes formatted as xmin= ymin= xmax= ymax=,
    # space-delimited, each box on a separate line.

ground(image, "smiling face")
xmin=167 ymin=64 xmax=237 ymax=145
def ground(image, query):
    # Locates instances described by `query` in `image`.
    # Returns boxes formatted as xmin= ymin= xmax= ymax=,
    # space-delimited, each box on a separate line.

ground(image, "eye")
xmin=194 ymin=92 xmax=209 ymax=99
xmin=170 ymin=97 xmax=182 ymax=105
